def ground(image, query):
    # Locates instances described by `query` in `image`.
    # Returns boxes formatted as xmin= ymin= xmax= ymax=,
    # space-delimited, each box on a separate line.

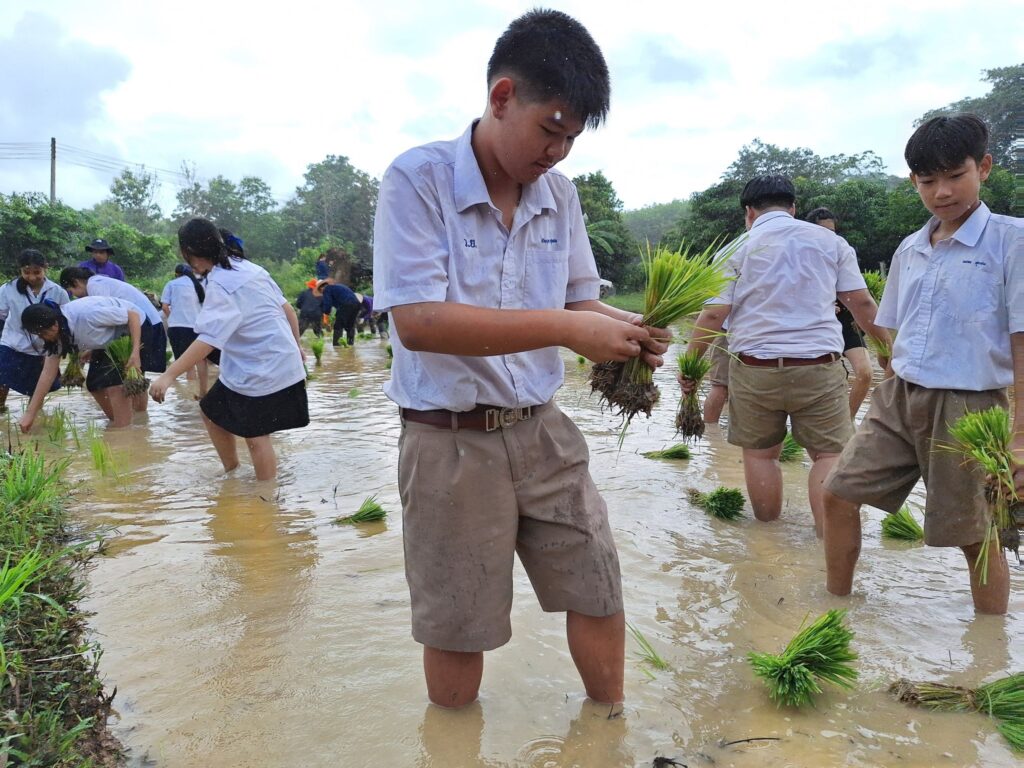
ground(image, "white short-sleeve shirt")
xmin=160 ymin=276 xmax=202 ymax=328
xmin=0 ymin=279 xmax=70 ymax=354
xmin=714 ymin=211 xmax=866 ymax=358
xmin=372 ymin=122 xmax=601 ymax=411
xmin=193 ymin=258 xmax=304 ymax=397
xmin=86 ymin=274 xmax=162 ymax=325
xmin=63 ymin=296 xmax=138 ymax=351
xmin=878 ymin=202 xmax=1024 ymax=390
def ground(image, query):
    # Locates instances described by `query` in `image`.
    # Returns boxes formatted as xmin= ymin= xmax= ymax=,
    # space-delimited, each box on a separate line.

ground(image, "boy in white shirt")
xmin=824 ymin=114 xmax=1024 ymax=614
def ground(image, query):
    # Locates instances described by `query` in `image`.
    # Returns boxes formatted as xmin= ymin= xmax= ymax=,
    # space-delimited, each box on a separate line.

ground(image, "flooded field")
xmin=20 ymin=336 xmax=1023 ymax=767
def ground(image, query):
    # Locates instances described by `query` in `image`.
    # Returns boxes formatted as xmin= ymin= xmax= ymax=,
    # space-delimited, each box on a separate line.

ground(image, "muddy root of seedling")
xmin=675 ymin=403 xmax=705 ymax=441
xmin=608 ymin=381 xmax=660 ymax=420
xmin=589 ymin=361 xmax=623 ymax=401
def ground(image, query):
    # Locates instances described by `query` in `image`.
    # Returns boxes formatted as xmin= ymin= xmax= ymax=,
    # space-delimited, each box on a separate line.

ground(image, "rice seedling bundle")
xmin=778 ymin=431 xmax=803 ymax=463
xmin=866 ymin=331 xmax=894 ymax=361
xmin=589 ymin=241 xmax=736 ymax=427
xmin=309 ymin=336 xmax=325 ymax=366
xmin=105 ymin=336 xmax=149 ymax=397
xmin=688 ymin=487 xmax=745 ymax=520
xmin=334 ymin=495 xmax=387 ymax=525
xmin=881 ymin=505 xmax=924 ymax=541
xmin=627 ymin=622 xmax=670 ymax=677
xmin=947 ymin=406 xmax=1020 ymax=577
xmin=61 ymin=350 xmax=85 ymax=390
xmin=748 ymin=609 xmax=858 ymax=708
xmin=891 ymin=673 xmax=1024 ymax=752
xmin=675 ymin=349 xmax=711 ymax=441
xmin=862 ymin=270 xmax=886 ymax=304
xmin=643 ymin=444 xmax=691 ymax=460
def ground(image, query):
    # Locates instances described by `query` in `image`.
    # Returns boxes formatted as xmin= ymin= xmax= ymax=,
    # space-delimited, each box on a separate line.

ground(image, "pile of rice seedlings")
xmin=881 ymin=505 xmax=924 ymax=541
xmin=947 ymin=406 xmax=1020 ymax=576
xmin=891 ymin=673 xmax=1024 ymax=753
xmin=627 ymin=622 xmax=670 ymax=678
xmin=675 ymin=348 xmax=711 ymax=441
xmin=748 ymin=609 xmax=858 ymax=708
xmin=778 ymin=431 xmax=803 ymax=462
xmin=688 ymin=487 xmax=745 ymax=520
xmin=105 ymin=336 xmax=149 ymax=396
xmin=589 ymin=240 xmax=736 ymax=429
xmin=334 ymin=495 xmax=387 ymax=525
xmin=643 ymin=444 xmax=691 ymax=461
xmin=309 ymin=336 xmax=325 ymax=366
xmin=61 ymin=350 xmax=85 ymax=389
xmin=862 ymin=270 xmax=886 ymax=303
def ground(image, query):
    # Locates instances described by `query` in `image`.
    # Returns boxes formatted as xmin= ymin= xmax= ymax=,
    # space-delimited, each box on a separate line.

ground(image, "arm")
xmin=19 ymin=355 xmax=61 ymax=433
xmin=125 ymin=310 xmax=143 ymax=372
xmin=678 ymin=305 xmax=731 ymax=395
xmin=838 ymin=288 xmax=893 ymax=365
xmin=161 ymin=303 xmax=171 ymax=319
xmin=282 ymin=302 xmax=305 ymax=361
xmin=149 ymin=339 xmax=216 ymax=403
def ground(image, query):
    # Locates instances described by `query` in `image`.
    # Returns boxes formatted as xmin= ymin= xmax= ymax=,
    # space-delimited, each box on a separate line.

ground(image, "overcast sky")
xmin=1 ymin=0 xmax=1021 ymax=215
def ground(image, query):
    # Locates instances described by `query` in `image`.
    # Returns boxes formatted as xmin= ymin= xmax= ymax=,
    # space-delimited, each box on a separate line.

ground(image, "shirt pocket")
xmin=524 ymin=249 xmax=569 ymax=308
xmin=937 ymin=264 xmax=1000 ymax=323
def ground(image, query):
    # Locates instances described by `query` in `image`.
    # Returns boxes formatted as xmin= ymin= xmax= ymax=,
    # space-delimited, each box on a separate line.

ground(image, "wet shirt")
xmin=86 ymin=274 xmax=162 ymax=325
xmin=373 ymin=121 xmax=600 ymax=411
xmin=877 ymin=203 xmax=1024 ymax=390
xmin=78 ymin=258 xmax=125 ymax=281
xmin=63 ymin=296 xmax=137 ymax=351
xmin=321 ymin=284 xmax=359 ymax=314
xmin=712 ymin=211 xmax=865 ymax=358
xmin=295 ymin=288 xmax=324 ymax=319
xmin=194 ymin=258 xmax=305 ymax=397
xmin=160 ymin=276 xmax=203 ymax=328
xmin=0 ymin=279 xmax=70 ymax=355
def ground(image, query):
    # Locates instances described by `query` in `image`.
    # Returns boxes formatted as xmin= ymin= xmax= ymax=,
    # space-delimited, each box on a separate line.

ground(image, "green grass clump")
xmin=881 ymin=505 xmax=924 ymax=541
xmin=44 ymin=406 xmax=71 ymax=445
xmin=891 ymin=673 xmax=1024 ymax=752
xmin=105 ymin=336 xmax=149 ymax=396
xmin=748 ymin=609 xmax=858 ymax=708
xmin=334 ymin=495 xmax=387 ymax=525
xmin=778 ymin=431 xmax=804 ymax=463
xmin=688 ymin=487 xmax=745 ymax=520
xmin=627 ymin=622 xmax=670 ymax=677
xmin=862 ymin=270 xmax=886 ymax=303
xmin=643 ymin=444 xmax=691 ymax=460
xmin=675 ymin=348 xmax=712 ymax=441
xmin=309 ymin=336 xmax=325 ymax=366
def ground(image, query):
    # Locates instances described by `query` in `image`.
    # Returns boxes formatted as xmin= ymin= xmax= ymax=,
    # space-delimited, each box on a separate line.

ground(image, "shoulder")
xmin=388 ymin=136 xmax=458 ymax=177
xmin=542 ymin=168 xmax=580 ymax=204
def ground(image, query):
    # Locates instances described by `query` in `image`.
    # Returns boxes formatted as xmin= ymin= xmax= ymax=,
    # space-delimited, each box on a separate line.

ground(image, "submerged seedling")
xmin=627 ymin=622 xmax=670 ymax=677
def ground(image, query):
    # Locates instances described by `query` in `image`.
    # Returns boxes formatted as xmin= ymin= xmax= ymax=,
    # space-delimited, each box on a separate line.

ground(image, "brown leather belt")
xmin=400 ymin=402 xmax=550 ymax=432
xmin=737 ymin=352 xmax=840 ymax=368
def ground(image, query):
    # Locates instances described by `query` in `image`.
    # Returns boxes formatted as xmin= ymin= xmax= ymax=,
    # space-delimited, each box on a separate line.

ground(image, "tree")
xmin=108 ymin=167 xmax=162 ymax=232
xmin=723 ymin=140 xmax=886 ymax=185
xmin=571 ymin=171 xmax=637 ymax=286
xmin=622 ymin=200 xmax=689 ymax=246
xmin=0 ymin=193 xmax=90 ymax=273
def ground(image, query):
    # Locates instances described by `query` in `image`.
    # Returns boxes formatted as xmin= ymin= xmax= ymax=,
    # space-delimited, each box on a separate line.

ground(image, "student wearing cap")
xmin=680 ymin=175 xmax=891 ymax=536
xmin=161 ymin=263 xmax=211 ymax=396
xmin=319 ymin=279 xmax=361 ymax=346
xmin=79 ymin=238 xmax=126 ymax=281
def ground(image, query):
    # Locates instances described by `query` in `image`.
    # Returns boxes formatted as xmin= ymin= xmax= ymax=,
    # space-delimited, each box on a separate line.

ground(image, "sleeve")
xmin=90 ymin=298 xmax=132 ymax=327
xmin=85 ymin=277 xmax=112 ymax=298
xmin=708 ymin=241 xmax=747 ymax=305
xmin=875 ymin=250 xmax=904 ymax=329
xmin=1004 ymin=225 xmax=1024 ymax=333
xmin=54 ymin=287 xmax=71 ymax=306
xmin=0 ymin=284 xmax=10 ymax=316
xmin=372 ymin=162 xmax=450 ymax=312
xmin=835 ymin=238 xmax=867 ymax=292
xmin=194 ymin=286 xmax=242 ymax=348
xmin=564 ymin=183 xmax=601 ymax=304
xmin=160 ymin=282 xmax=173 ymax=306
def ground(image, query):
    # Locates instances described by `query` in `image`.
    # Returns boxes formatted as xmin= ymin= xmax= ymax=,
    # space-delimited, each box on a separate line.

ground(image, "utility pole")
xmin=49 ymin=137 xmax=56 ymax=204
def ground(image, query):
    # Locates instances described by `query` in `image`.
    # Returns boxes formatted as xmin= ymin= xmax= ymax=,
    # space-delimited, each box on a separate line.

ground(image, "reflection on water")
xmin=16 ymin=337 xmax=1022 ymax=767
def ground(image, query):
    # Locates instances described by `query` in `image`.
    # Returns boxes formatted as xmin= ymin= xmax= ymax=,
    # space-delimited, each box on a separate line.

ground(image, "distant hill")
xmin=622 ymin=199 xmax=689 ymax=246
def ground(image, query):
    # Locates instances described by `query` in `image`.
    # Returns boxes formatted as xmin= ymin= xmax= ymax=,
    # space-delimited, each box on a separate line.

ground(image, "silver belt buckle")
xmin=485 ymin=406 xmax=533 ymax=432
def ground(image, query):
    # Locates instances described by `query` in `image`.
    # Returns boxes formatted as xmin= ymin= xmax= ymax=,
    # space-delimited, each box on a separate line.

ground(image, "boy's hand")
xmin=569 ymin=311 xmax=651 ymax=363
xmin=628 ymin=314 xmax=671 ymax=369
xmin=677 ymin=372 xmax=697 ymax=396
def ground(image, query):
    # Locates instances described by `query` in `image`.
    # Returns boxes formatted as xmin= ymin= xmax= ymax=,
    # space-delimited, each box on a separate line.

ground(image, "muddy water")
xmin=21 ymin=337 xmax=1022 ymax=767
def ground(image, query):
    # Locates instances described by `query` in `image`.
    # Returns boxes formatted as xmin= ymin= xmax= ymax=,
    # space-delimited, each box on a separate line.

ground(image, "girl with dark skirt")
xmin=150 ymin=218 xmax=308 ymax=481
xmin=161 ymin=263 xmax=210 ymax=396
xmin=0 ymin=249 xmax=70 ymax=412
xmin=20 ymin=297 xmax=144 ymax=431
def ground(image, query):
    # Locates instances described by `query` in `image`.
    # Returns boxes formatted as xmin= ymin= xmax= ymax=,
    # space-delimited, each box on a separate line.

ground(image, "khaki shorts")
xmin=397 ymin=402 xmax=623 ymax=652
xmin=825 ymin=376 xmax=1008 ymax=547
xmin=727 ymin=358 xmax=852 ymax=454
xmin=708 ymin=336 xmax=730 ymax=387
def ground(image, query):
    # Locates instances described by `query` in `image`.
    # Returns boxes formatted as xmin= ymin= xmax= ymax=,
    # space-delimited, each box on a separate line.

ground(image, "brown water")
xmin=20 ymin=338 xmax=1023 ymax=768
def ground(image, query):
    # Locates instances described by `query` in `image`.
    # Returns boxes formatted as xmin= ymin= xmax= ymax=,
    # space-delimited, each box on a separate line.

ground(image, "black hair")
xmin=21 ymin=303 xmax=73 ymax=357
xmin=905 ymin=113 xmax=989 ymax=175
xmin=15 ymin=249 xmax=47 ymax=296
xmin=218 ymin=228 xmax=245 ymax=259
xmin=178 ymin=218 xmax=235 ymax=270
xmin=58 ymin=266 xmax=94 ymax=291
xmin=487 ymin=9 xmax=610 ymax=130
xmin=740 ymin=175 xmax=796 ymax=210
xmin=805 ymin=207 xmax=837 ymax=226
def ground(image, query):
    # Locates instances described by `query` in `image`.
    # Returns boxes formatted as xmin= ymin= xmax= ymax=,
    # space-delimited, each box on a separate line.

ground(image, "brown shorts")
xmin=825 ymin=376 xmax=1008 ymax=547
xmin=397 ymin=402 xmax=623 ymax=652
xmin=727 ymin=357 xmax=852 ymax=454
xmin=708 ymin=336 xmax=730 ymax=387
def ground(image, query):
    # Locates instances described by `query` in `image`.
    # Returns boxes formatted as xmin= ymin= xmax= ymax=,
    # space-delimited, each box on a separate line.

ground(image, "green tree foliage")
xmin=723 ymin=139 xmax=887 ymax=184
xmin=572 ymin=171 xmax=638 ymax=287
xmin=108 ymin=167 xmax=162 ymax=232
xmin=622 ymin=200 xmax=689 ymax=246
xmin=0 ymin=193 xmax=92 ymax=273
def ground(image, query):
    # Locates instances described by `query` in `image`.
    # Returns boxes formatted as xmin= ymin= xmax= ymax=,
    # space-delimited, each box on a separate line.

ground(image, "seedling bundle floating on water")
xmin=675 ymin=349 xmax=711 ymax=441
xmin=688 ymin=487 xmax=745 ymax=521
xmin=105 ymin=336 xmax=149 ymax=397
xmin=61 ymin=350 xmax=85 ymax=390
xmin=891 ymin=673 xmax=1024 ymax=753
xmin=748 ymin=609 xmax=858 ymax=708
xmin=643 ymin=444 xmax=691 ymax=461
xmin=881 ymin=505 xmax=924 ymax=541
xmin=334 ymin=495 xmax=387 ymax=525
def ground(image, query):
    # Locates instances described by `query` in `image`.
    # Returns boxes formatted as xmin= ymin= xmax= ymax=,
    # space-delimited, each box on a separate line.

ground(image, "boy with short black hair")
xmin=373 ymin=9 xmax=667 ymax=709
xmin=823 ymin=113 xmax=1024 ymax=614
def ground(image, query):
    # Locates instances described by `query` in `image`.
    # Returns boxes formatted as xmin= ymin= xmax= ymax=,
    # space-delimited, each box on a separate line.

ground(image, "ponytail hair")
xmin=59 ymin=266 xmax=94 ymax=291
xmin=21 ymin=302 xmax=74 ymax=357
xmin=15 ymin=248 xmax=48 ymax=296
xmin=175 ymin=264 xmax=205 ymax=303
xmin=178 ymin=217 xmax=235 ymax=270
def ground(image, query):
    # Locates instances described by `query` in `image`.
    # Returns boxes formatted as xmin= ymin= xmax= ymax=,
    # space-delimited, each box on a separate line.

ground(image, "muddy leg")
xmin=961 ymin=540 xmax=1009 ymax=615
xmin=201 ymin=412 xmax=240 ymax=472
xmin=807 ymin=450 xmax=840 ymax=539
xmin=742 ymin=444 xmax=784 ymax=522
xmin=245 ymin=435 xmax=277 ymax=481
xmin=824 ymin=490 xmax=862 ymax=596
xmin=567 ymin=610 xmax=624 ymax=704
xmin=423 ymin=646 xmax=483 ymax=709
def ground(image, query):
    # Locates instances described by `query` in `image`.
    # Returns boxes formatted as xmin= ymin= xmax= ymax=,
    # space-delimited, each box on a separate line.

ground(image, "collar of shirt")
xmin=749 ymin=210 xmax=793 ymax=230
xmin=907 ymin=201 xmax=991 ymax=252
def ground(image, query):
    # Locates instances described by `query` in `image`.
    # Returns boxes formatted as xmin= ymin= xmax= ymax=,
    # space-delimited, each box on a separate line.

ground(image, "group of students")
xmin=295 ymin=277 xmax=387 ymax=345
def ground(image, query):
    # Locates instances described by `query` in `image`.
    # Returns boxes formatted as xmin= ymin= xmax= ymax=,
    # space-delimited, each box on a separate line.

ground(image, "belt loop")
xmin=450 ymin=412 xmax=459 ymax=433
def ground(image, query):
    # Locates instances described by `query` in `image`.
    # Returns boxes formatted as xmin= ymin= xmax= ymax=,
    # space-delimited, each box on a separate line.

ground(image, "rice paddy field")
xmin=19 ymin=333 xmax=1024 ymax=767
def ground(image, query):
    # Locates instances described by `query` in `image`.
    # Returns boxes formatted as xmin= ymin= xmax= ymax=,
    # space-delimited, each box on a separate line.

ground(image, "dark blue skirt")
xmin=0 ymin=345 xmax=61 ymax=395
xmin=141 ymin=320 xmax=168 ymax=373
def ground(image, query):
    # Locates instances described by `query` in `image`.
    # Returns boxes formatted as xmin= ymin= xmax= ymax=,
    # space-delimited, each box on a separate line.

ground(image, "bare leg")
xmin=201 ymin=412 xmax=240 ymax=472
xmin=806 ymin=450 xmax=840 ymax=538
xmin=567 ymin=610 xmax=624 ymax=704
xmin=961 ymin=540 xmax=1009 ymax=614
xmin=244 ymin=435 xmax=277 ymax=481
xmin=132 ymin=391 xmax=149 ymax=413
xmin=101 ymin=386 xmax=133 ymax=427
xmin=742 ymin=444 xmax=784 ymax=522
xmin=423 ymin=646 xmax=483 ymax=709
xmin=0 ymin=385 xmax=9 ymax=412
xmin=197 ymin=360 xmax=209 ymax=398
xmin=844 ymin=348 xmax=872 ymax=419
xmin=91 ymin=388 xmax=116 ymax=420
xmin=703 ymin=384 xmax=728 ymax=424
xmin=823 ymin=490 xmax=862 ymax=595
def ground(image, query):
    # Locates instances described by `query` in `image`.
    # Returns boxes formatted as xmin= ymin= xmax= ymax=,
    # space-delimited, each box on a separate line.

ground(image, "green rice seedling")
xmin=61 ymin=350 xmax=85 ymax=389
xmin=627 ymin=622 xmax=670 ymax=676
xmin=675 ymin=348 xmax=712 ymax=441
xmin=688 ymin=487 xmax=745 ymax=521
xmin=577 ymin=355 xmax=587 ymax=365
xmin=309 ymin=336 xmax=325 ymax=366
xmin=891 ymin=673 xmax=1024 ymax=752
xmin=643 ymin=444 xmax=691 ymax=460
xmin=748 ymin=609 xmax=858 ymax=708
xmin=105 ymin=336 xmax=149 ymax=397
xmin=866 ymin=331 xmax=893 ymax=361
xmin=334 ymin=495 xmax=387 ymax=525
xmin=45 ymin=406 xmax=71 ymax=445
xmin=778 ymin=431 xmax=804 ymax=463
xmin=88 ymin=431 xmax=118 ymax=478
xmin=862 ymin=270 xmax=886 ymax=304
xmin=386 ymin=343 xmax=393 ymax=358
xmin=881 ymin=505 xmax=924 ymax=541
xmin=947 ymin=406 xmax=1018 ymax=580
xmin=348 ymin=387 xmax=360 ymax=398
xmin=337 ymin=337 xmax=349 ymax=348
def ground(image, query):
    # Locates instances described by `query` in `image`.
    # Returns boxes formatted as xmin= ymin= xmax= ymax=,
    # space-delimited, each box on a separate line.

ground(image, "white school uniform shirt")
xmin=877 ymin=202 xmax=1024 ymax=391
xmin=0 ymin=279 xmax=70 ymax=354
xmin=85 ymin=274 xmax=162 ymax=325
xmin=160 ymin=276 xmax=202 ymax=328
xmin=193 ymin=258 xmax=304 ymax=397
xmin=372 ymin=122 xmax=601 ymax=411
xmin=712 ymin=211 xmax=865 ymax=358
xmin=63 ymin=296 xmax=137 ymax=351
